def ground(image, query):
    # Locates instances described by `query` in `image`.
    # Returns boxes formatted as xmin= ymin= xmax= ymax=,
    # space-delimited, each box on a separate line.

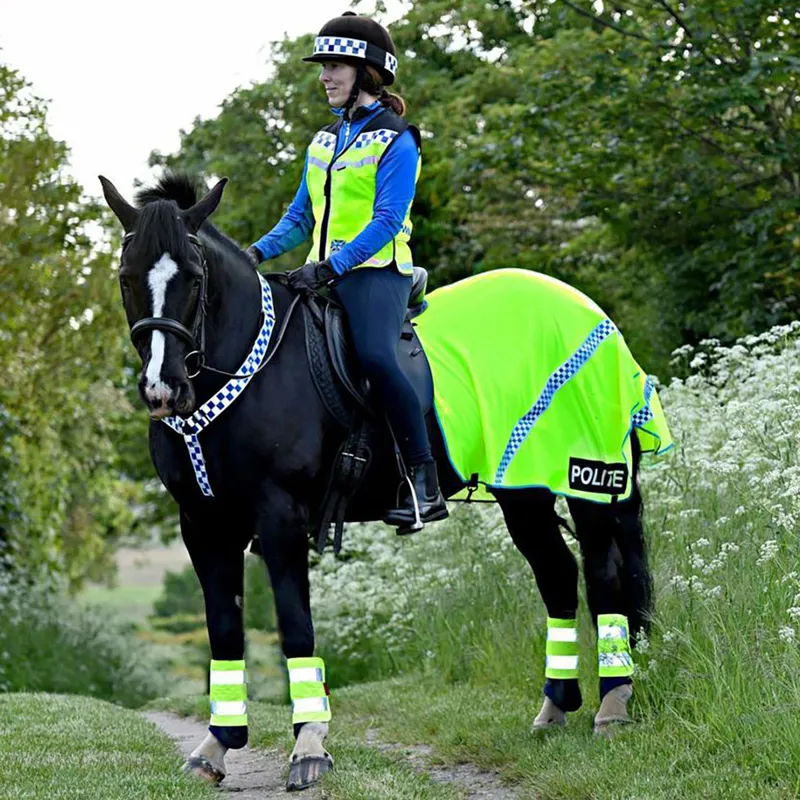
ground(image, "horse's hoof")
xmin=286 ymin=753 xmax=333 ymax=791
xmin=593 ymin=716 xmax=634 ymax=739
xmin=531 ymin=696 xmax=567 ymax=731
xmin=593 ymin=684 xmax=634 ymax=737
xmin=182 ymin=755 xmax=225 ymax=784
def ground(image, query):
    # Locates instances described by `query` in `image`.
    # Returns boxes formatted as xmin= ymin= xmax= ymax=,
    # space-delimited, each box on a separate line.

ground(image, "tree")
xmin=148 ymin=0 xmax=799 ymax=373
xmin=0 ymin=62 xmax=158 ymax=586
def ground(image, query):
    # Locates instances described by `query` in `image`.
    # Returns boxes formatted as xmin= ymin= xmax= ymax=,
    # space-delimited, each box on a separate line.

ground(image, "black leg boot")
xmin=384 ymin=461 xmax=449 ymax=533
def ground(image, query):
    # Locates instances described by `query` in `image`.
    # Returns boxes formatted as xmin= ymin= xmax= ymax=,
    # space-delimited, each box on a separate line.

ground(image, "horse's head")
xmin=99 ymin=175 xmax=227 ymax=418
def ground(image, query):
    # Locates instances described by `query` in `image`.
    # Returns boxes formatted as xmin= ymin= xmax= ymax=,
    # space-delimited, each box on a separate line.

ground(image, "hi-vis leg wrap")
xmin=545 ymin=618 xmax=579 ymax=679
xmin=597 ymin=614 xmax=634 ymax=678
xmin=210 ymin=660 xmax=247 ymax=727
xmin=287 ymin=656 xmax=331 ymax=724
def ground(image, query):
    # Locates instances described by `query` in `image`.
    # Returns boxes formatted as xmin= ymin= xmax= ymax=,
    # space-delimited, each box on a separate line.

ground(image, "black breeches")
xmin=334 ymin=267 xmax=432 ymax=466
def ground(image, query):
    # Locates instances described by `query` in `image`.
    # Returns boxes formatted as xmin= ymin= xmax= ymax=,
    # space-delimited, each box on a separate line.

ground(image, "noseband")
xmin=124 ymin=231 xmax=209 ymax=378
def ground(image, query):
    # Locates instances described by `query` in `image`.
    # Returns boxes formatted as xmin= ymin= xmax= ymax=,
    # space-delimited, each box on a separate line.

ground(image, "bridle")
xmin=121 ymin=230 xmax=303 ymax=381
xmin=124 ymin=231 xmax=209 ymax=378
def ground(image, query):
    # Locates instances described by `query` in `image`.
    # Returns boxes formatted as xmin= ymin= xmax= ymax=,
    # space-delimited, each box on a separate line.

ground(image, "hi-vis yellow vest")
xmin=305 ymin=108 xmax=421 ymax=275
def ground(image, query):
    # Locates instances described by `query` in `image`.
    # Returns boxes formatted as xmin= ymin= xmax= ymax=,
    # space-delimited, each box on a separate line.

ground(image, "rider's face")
xmin=319 ymin=62 xmax=357 ymax=108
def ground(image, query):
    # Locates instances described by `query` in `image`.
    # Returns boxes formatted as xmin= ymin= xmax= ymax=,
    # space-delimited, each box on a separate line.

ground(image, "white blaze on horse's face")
xmin=143 ymin=252 xmax=179 ymax=414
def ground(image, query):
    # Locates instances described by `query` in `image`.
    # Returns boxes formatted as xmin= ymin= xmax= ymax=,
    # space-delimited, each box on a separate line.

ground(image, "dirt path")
xmin=146 ymin=712 xmax=516 ymax=799
xmin=365 ymin=729 xmax=519 ymax=800
xmin=144 ymin=711 xmax=318 ymax=799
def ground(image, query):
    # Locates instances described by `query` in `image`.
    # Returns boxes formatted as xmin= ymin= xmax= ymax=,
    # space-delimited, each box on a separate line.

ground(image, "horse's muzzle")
xmin=140 ymin=379 xmax=195 ymax=419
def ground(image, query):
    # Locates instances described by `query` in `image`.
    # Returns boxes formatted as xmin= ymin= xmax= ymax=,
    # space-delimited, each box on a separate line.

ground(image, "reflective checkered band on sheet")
xmin=313 ymin=36 xmax=368 ymax=59
xmin=162 ymin=274 xmax=275 ymax=497
xmin=494 ymin=318 xmax=617 ymax=484
xmin=632 ymin=375 xmax=655 ymax=428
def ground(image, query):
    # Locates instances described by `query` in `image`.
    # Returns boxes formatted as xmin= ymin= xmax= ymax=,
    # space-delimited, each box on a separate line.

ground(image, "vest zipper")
xmin=318 ymin=112 xmax=377 ymax=261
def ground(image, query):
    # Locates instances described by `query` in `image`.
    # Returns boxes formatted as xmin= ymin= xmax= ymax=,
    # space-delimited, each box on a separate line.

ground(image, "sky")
xmin=1 ymin=1 xmax=401 ymax=201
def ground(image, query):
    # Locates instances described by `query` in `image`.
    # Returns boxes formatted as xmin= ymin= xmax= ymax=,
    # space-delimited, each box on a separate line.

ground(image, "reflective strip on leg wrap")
xmin=545 ymin=618 xmax=579 ymax=679
xmin=287 ymin=656 xmax=331 ymax=723
xmin=597 ymin=613 xmax=634 ymax=677
xmin=210 ymin=659 xmax=247 ymax=727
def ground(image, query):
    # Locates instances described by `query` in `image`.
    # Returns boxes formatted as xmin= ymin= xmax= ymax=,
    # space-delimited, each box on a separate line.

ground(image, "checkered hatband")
xmin=384 ymin=51 xmax=398 ymax=76
xmin=313 ymin=36 xmax=368 ymax=59
xmin=161 ymin=274 xmax=276 ymax=497
xmin=495 ymin=319 xmax=617 ymax=484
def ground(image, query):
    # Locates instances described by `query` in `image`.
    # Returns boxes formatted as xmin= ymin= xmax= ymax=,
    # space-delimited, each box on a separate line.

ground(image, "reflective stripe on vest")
xmin=305 ymin=117 xmax=419 ymax=276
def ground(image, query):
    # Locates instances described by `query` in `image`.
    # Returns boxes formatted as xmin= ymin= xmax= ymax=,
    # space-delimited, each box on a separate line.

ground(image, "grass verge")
xmin=155 ymin=665 xmax=800 ymax=800
xmin=0 ymin=693 xmax=214 ymax=800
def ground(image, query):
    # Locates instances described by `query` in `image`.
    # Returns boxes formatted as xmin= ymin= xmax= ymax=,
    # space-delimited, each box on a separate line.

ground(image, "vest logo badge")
xmin=569 ymin=458 xmax=629 ymax=495
xmin=330 ymin=239 xmax=346 ymax=253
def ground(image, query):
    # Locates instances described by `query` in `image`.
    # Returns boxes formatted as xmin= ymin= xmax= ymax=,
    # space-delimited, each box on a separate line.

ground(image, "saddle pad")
xmin=412 ymin=268 xmax=673 ymax=503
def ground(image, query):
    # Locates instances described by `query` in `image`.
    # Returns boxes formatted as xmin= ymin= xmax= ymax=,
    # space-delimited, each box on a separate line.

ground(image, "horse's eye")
xmin=119 ymin=276 xmax=131 ymax=291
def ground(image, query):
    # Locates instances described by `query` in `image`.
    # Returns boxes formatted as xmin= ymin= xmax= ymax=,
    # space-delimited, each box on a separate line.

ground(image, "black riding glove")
xmin=287 ymin=260 xmax=337 ymax=291
xmin=245 ymin=246 xmax=262 ymax=267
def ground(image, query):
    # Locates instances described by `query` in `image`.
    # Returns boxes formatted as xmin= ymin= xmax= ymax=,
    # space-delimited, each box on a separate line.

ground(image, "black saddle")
xmin=303 ymin=266 xmax=433 ymax=428
xmin=301 ymin=267 xmax=435 ymax=552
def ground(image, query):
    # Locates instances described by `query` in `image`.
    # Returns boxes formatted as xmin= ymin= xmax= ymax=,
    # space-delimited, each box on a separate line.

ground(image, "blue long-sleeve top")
xmin=251 ymin=101 xmax=419 ymax=275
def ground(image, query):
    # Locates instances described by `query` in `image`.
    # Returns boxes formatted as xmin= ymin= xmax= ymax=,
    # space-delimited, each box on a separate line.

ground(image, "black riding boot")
xmin=384 ymin=461 xmax=448 ymax=534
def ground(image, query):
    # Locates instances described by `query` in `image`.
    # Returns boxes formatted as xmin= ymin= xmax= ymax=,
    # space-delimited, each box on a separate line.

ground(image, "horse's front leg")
xmin=180 ymin=509 xmax=247 ymax=784
xmin=256 ymin=483 xmax=332 ymax=792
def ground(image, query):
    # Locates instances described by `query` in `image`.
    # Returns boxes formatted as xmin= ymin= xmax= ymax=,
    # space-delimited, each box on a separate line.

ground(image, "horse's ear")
xmin=182 ymin=178 xmax=228 ymax=234
xmin=98 ymin=175 xmax=139 ymax=233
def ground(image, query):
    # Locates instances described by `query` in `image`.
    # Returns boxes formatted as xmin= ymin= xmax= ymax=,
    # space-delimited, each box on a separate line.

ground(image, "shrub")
xmin=0 ymin=575 xmax=164 ymax=708
xmin=151 ymin=554 xmax=276 ymax=633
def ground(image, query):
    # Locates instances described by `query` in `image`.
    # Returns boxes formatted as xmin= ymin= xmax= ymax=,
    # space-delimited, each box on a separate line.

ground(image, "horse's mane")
xmin=134 ymin=172 xmax=252 ymax=268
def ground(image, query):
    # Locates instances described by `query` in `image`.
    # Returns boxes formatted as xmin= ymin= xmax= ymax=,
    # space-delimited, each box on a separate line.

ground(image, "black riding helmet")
xmin=303 ymin=11 xmax=398 ymax=101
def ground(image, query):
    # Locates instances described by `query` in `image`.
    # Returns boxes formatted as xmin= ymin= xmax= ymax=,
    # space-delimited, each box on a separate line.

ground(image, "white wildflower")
xmin=779 ymin=626 xmax=796 ymax=643
xmin=757 ymin=540 xmax=779 ymax=565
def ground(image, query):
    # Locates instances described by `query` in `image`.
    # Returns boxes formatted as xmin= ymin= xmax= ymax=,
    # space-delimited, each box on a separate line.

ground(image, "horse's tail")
xmin=612 ymin=436 xmax=653 ymax=642
xmin=135 ymin=172 xmax=199 ymax=209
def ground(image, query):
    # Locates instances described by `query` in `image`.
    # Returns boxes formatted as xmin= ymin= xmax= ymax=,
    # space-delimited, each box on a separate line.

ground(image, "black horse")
xmin=100 ymin=174 xmax=651 ymax=791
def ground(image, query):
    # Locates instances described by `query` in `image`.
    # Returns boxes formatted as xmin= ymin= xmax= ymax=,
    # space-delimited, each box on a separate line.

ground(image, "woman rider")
xmin=246 ymin=12 xmax=448 ymax=529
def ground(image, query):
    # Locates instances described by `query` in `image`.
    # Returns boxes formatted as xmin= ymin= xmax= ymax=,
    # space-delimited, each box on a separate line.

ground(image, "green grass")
xmin=0 ymin=694 xmax=214 ymax=800
xmin=79 ymin=584 xmax=163 ymax=624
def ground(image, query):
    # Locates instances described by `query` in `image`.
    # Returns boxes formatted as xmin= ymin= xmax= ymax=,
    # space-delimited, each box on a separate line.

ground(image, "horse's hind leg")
xmin=493 ymin=488 xmax=582 ymax=730
xmin=180 ymin=510 xmax=247 ymax=783
xmin=567 ymin=496 xmax=642 ymax=734
xmin=255 ymin=483 xmax=332 ymax=792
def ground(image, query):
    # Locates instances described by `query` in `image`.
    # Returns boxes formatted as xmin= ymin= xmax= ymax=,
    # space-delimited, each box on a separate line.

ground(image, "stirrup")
xmin=395 ymin=471 xmax=423 ymax=535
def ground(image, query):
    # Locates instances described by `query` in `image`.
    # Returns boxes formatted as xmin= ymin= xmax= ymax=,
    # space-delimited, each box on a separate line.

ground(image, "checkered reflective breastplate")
xmin=162 ymin=274 xmax=275 ymax=497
